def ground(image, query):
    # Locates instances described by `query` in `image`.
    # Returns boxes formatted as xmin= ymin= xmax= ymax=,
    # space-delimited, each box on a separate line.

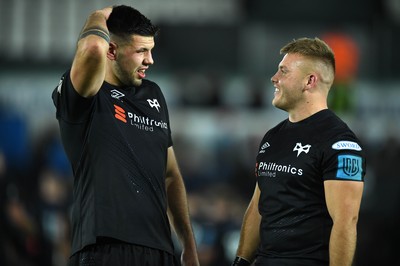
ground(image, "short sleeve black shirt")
xmin=52 ymin=71 xmax=174 ymax=255
xmin=255 ymin=109 xmax=366 ymax=264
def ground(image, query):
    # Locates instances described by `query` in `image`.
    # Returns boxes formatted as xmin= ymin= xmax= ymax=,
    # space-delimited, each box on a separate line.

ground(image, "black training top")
xmin=255 ymin=109 xmax=366 ymax=264
xmin=52 ymin=71 xmax=174 ymax=255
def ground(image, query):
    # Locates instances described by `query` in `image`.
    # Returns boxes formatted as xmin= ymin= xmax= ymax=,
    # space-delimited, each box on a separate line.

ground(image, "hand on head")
xmin=99 ymin=6 xmax=113 ymax=20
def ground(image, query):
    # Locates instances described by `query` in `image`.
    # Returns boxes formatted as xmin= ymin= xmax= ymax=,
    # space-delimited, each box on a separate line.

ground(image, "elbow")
xmin=333 ymin=213 xmax=359 ymax=230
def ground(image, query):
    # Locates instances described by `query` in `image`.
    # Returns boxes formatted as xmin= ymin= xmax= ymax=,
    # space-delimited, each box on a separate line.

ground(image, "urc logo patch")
xmin=336 ymin=155 xmax=363 ymax=181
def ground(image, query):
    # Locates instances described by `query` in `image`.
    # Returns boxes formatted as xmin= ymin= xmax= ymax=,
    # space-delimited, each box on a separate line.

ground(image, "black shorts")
xmin=69 ymin=238 xmax=179 ymax=266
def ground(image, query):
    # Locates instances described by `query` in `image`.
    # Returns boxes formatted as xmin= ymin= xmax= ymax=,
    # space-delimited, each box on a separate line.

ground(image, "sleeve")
xmin=155 ymin=82 xmax=173 ymax=147
xmin=321 ymin=132 xmax=366 ymax=182
xmin=51 ymin=70 xmax=95 ymax=123
xmin=167 ymin=111 xmax=173 ymax=147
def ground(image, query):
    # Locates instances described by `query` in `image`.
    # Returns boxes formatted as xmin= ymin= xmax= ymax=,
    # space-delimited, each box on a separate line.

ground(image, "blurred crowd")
xmin=0 ymin=108 xmax=72 ymax=266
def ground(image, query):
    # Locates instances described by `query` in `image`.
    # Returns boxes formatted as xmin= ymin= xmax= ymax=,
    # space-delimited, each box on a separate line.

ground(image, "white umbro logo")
xmin=147 ymin=99 xmax=161 ymax=112
xmin=111 ymin=89 xmax=125 ymax=100
xmin=57 ymin=77 xmax=64 ymax=94
xmin=293 ymin=143 xmax=311 ymax=157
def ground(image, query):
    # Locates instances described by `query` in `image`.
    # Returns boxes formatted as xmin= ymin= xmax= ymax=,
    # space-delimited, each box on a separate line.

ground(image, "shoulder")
xmin=141 ymin=79 xmax=167 ymax=103
xmin=258 ymin=119 xmax=288 ymax=148
xmin=317 ymin=111 xmax=365 ymax=156
xmin=268 ymin=119 xmax=288 ymax=133
xmin=312 ymin=110 xmax=357 ymax=139
xmin=142 ymin=79 xmax=161 ymax=91
xmin=140 ymin=79 xmax=164 ymax=96
xmin=326 ymin=111 xmax=359 ymax=139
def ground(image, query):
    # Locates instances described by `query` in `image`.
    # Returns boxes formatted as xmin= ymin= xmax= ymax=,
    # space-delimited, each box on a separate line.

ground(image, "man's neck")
xmin=288 ymin=105 xmax=328 ymax=123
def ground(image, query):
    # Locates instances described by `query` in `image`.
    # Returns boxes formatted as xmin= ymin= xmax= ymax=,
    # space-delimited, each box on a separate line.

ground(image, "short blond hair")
xmin=281 ymin=37 xmax=335 ymax=85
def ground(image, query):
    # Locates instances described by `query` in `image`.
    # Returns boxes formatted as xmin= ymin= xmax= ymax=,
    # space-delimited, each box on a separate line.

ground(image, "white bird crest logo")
xmin=147 ymin=99 xmax=161 ymax=112
xmin=293 ymin=143 xmax=311 ymax=157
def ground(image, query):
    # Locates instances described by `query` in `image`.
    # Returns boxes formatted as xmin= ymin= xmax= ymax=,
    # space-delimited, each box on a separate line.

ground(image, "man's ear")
xmin=107 ymin=42 xmax=117 ymax=60
xmin=303 ymin=74 xmax=317 ymax=92
xmin=307 ymin=74 xmax=317 ymax=86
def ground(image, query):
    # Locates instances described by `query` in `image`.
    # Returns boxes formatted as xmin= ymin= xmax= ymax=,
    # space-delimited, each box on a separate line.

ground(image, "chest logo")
xmin=293 ymin=143 xmax=311 ymax=157
xmin=111 ymin=89 xmax=125 ymax=100
xmin=332 ymin=141 xmax=362 ymax=151
xmin=114 ymin=104 xmax=127 ymax=123
xmin=147 ymin=98 xmax=161 ymax=112
xmin=56 ymin=77 xmax=64 ymax=94
xmin=259 ymin=142 xmax=270 ymax=154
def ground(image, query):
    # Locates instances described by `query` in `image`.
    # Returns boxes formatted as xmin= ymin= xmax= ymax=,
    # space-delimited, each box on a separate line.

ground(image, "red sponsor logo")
xmin=114 ymin=104 xmax=127 ymax=123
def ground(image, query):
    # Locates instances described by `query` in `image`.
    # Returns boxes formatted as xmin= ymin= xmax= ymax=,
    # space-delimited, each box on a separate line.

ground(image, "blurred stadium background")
xmin=0 ymin=0 xmax=399 ymax=265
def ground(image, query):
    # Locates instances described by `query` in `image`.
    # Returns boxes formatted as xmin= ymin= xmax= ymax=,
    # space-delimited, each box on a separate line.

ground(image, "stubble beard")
xmin=114 ymin=59 xmax=142 ymax=87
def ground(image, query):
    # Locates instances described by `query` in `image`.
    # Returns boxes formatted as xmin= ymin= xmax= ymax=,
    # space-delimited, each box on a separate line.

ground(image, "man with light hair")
xmin=232 ymin=38 xmax=365 ymax=266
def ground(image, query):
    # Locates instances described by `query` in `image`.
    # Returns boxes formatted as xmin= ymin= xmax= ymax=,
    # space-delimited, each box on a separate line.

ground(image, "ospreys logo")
xmin=147 ymin=99 xmax=161 ymax=112
xmin=293 ymin=143 xmax=311 ymax=157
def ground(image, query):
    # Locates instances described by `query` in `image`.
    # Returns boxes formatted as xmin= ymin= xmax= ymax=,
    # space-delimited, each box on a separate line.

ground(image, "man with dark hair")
xmin=52 ymin=5 xmax=199 ymax=266
xmin=232 ymin=38 xmax=365 ymax=266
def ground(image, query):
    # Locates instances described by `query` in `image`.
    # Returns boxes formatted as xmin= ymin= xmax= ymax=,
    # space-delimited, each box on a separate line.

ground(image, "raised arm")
xmin=70 ymin=7 xmax=112 ymax=97
xmin=234 ymin=183 xmax=261 ymax=265
xmin=165 ymin=147 xmax=199 ymax=266
xmin=324 ymin=180 xmax=364 ymax=266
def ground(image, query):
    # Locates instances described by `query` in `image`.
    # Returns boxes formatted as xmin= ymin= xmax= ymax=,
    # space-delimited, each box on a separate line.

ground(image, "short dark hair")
xmin=107 ymin=5 xmax=159 ymax=41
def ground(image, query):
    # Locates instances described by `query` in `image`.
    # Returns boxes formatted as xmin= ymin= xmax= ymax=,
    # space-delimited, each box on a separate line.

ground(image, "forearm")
xmin=165 ymin=148 xmax=199 ymax=265
xmin=166 ymin=176 xmax=197 ymax=252
xmin=236 ymin=201 xmax=261 ymax=262
xmin=329 ymin=223 xmax=357 ymax=266
xmin=79 ymin=9 xmax=110 ymax=40
xmin=71 ymin=7 xmax=112 ymax=97
xmin=76 ymin=9 xmax=110 ymax=54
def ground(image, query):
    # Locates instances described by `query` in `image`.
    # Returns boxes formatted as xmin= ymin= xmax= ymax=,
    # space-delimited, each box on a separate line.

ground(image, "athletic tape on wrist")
xmin=232 ymin=256 xmax=251 ymax=266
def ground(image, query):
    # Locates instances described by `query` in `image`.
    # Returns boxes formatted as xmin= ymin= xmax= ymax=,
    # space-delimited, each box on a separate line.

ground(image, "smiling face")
xmin=109 ymin=35 xmax=155 ymax=87
xmin=270 ymin=53 xmax=310 ymax=112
